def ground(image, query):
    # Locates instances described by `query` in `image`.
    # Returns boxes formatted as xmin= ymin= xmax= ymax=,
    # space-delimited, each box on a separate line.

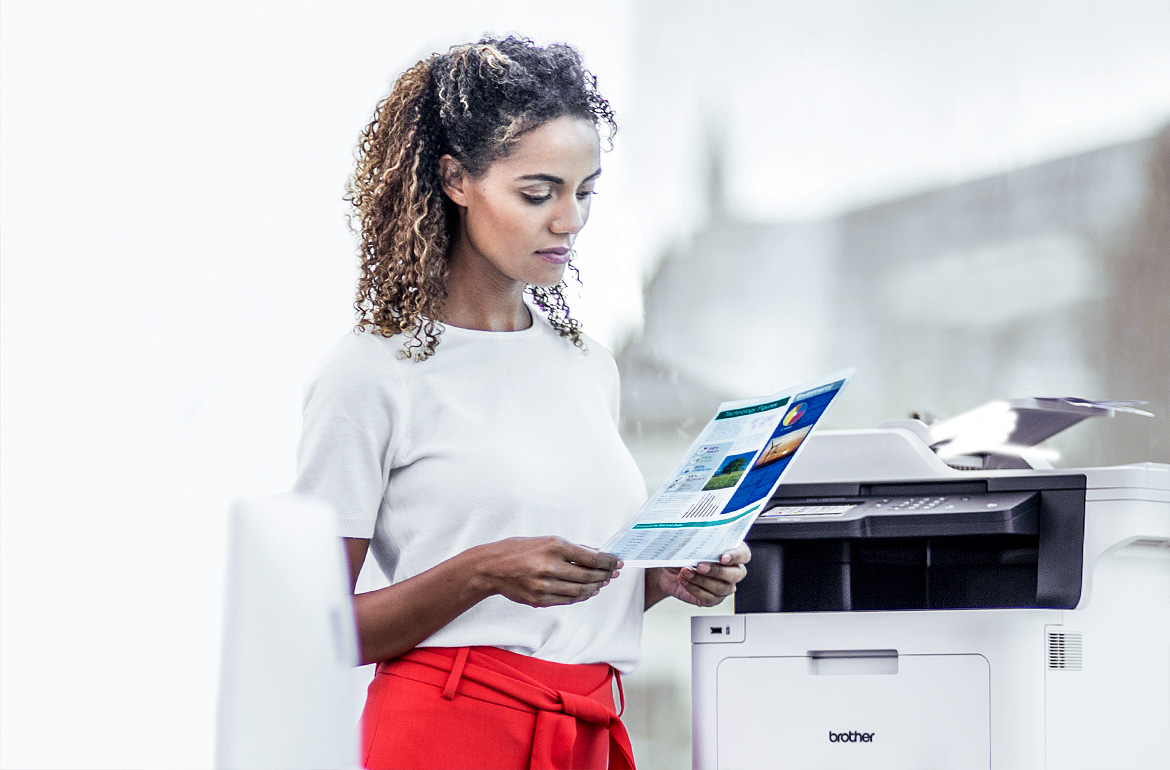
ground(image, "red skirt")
xmin=361 ymin=646 xmax=637 ymax=770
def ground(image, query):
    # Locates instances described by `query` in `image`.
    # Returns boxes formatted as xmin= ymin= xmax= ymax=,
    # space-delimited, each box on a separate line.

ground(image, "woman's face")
xmin=442 ymin=116 xmax=602 ymax=289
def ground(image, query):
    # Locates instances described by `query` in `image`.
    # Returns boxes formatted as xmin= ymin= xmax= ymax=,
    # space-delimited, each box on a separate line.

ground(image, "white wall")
xmin=0 ymin=3 xmax=633 ymax=768
xmin=625 ymin=0 xmax=1170 ymax=268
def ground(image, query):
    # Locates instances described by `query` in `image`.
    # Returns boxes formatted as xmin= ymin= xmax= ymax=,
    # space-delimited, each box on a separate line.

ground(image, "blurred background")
xmin=2 ymin=1 xmax=1167 ymax=768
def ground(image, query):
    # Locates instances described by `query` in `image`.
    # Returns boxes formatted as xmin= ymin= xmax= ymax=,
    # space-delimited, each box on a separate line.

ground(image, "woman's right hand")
xmin=470 ymin=536 xmax=622 ymax=608
xmin=344 ymin=535 xmax=622 ymax=664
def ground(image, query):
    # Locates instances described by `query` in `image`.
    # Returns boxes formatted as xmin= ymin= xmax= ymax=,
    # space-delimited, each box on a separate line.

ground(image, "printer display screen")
xmin=759 ymin=504 xmax=860 ymax=518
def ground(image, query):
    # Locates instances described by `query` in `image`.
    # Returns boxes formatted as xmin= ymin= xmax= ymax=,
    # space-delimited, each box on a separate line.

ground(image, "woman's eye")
xmin=576 ymin=189 xmax=597 ymax=200
xmin=522 ymin=193 xmax=552 ymax=204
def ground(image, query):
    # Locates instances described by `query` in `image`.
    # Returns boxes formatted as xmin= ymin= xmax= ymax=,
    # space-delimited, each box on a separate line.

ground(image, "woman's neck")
xmin=440 ymin=292 xmax=532 ymax=332
xmin=441 ymin=247 xmax=532 ymax=331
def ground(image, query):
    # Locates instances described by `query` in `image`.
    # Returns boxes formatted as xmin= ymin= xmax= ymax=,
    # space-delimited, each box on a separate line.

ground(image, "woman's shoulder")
xmin=321 ymin=327 xmax=402 ymax=364
xmin=529 ymin=313 xmax=619 ymax=380
xmin=307 ymin=329 xmax=405 ymax=393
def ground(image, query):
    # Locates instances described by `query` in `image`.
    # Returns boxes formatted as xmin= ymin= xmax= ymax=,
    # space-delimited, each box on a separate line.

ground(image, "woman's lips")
xmin=536 ymin=247 xmax=571 ymax=264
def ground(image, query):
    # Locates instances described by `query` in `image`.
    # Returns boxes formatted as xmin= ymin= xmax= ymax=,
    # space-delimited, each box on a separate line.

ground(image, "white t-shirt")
xmin=293 ymin=312 xmax=648 ymax=673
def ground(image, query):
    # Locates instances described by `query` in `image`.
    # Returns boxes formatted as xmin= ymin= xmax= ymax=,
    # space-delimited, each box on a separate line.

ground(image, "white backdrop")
xmin=3 ymin=2 xmax=1169 ymax=768
xmin=0 ymin=3 xmax=634 ymax=768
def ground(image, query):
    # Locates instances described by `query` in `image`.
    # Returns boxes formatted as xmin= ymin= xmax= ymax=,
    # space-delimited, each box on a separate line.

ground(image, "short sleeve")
xmin=292 ymin=334 xmax=403 ymax=539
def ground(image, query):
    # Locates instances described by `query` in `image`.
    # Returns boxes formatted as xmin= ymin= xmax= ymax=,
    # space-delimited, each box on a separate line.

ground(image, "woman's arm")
xmin=345 ymin=536 xmax=622 ymax=665
xmin=644 ymin=543 xmax=751 ymax=611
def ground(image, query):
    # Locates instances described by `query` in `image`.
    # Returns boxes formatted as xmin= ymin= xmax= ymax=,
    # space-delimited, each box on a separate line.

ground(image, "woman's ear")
xmin=439 ymin=155 xmax=468 ymax=206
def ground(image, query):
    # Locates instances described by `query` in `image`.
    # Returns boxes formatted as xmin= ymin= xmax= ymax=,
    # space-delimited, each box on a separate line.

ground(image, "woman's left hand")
xmin=646 ymin=543 xmax=751 ymax=608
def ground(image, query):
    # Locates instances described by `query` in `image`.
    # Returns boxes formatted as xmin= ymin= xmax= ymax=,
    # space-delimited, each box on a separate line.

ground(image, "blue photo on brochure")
xmin=722 ymin=379 xmax=848 ymax=513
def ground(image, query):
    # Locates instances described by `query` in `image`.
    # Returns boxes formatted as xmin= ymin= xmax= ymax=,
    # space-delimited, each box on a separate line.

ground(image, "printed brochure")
xmin=600 ymin=368 xmax=855 ymax=567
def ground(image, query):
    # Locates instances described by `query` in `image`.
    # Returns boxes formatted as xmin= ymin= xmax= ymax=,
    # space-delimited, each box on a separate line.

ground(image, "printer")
xmin=691 ymin=399 xmax=1170 ymax=769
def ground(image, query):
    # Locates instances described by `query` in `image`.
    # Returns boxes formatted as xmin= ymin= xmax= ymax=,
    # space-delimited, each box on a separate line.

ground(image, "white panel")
xmin=1045 ymin=549 xmax=1170 ymax=769
xmin=216 ymin=496 xmax=359 ymax=770
xmin=716 ymin=654 xmax=990 ymax=770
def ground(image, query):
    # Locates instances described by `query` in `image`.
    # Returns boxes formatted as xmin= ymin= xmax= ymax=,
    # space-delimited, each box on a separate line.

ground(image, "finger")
xmin=555 ymin=562 xmax=619 ymax=585
xmin=542 ymin=548 xmax=620 ymax=584
xmin=677 ymin=570 xmax=727 ymax=606
xmin=692 ymin=561 xmax=748 ymax=583
xmin=538 ymin=576 xmax=613 ymax=602
xmin=679 ymin=566 xmax=743 ymax=597
xmin=688 ymin=544 xmax=750 ymax=575
xmin=542 ymin=588 xmax=606 ymax=607
xmin=718 ymin=543 xmax=751 ymax=566
xmin=529 ymin=591 xmax=592 ymax=607
xmin=542 ymin=563 xmax=616 ymax=593
xmin=560 ymin=540 xmax=623 ymax=572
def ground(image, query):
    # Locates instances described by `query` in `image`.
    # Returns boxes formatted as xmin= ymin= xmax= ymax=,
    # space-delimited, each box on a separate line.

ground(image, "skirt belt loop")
xmin=442 ymin=646 xmax=471 ymax=700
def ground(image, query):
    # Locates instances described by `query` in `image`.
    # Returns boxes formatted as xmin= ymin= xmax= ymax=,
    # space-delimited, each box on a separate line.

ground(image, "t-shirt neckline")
xmin=435 ymin=306 xmax=543 ymax=339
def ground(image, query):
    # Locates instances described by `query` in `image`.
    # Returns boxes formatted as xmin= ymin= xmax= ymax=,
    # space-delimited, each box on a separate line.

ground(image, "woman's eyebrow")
xmin=516 ymin=168 xmax=603 ymax=184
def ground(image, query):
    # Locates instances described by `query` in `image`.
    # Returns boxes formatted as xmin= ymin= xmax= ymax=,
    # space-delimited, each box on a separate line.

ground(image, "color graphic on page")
xmin=598 ymin=368 xmax=855 ymax=566
xmin=722 ymin=382 xmax=846 ymax=514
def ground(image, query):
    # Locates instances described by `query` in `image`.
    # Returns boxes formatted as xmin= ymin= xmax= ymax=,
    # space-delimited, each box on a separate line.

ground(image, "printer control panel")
xmin=762 ymin=492 xmax=1032 ymax=518
xmin=753 ymin=490 xmax=1041 ymax=538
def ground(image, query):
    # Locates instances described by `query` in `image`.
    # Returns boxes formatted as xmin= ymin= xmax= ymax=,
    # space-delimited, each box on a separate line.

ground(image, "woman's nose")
xmin=550 ymin=199 xmax=587 ymax=234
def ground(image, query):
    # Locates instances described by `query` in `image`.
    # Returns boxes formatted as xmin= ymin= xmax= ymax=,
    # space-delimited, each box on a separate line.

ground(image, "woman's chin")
xmin=528 ymin=264 xmax=569 ymax=288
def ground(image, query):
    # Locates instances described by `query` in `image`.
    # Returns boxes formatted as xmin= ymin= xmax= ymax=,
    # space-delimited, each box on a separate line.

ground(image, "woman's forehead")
xmin=492 ymin=116 xmax=601 ymax=180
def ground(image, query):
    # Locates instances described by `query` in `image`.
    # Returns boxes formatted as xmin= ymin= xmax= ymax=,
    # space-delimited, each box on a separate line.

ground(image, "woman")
xmin=294 ymin=36 xmax=749 ymax=769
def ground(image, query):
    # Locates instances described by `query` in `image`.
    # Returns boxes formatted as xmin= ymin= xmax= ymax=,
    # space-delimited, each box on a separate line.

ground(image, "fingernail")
xmin=616 ymin=560 xmax=624 ymax=569
xmin=721 ymin=553 xmax=732 ymax=564
xmin=696 ymin=563 xmax=711 ymax=574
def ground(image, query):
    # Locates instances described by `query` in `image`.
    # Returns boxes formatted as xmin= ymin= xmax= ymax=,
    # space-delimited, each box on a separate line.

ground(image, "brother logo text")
xmin=828 ymin=731 xmax=875 ymax=743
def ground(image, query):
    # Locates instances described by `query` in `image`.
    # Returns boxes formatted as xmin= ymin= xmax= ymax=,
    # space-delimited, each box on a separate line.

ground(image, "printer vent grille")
xmin=1047 ymin=632 xmax=1083 ymax=671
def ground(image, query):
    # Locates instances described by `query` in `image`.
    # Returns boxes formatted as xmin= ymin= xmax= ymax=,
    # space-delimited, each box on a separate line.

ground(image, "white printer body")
xmin=691 ymin=426 xmax=1170 ymax=769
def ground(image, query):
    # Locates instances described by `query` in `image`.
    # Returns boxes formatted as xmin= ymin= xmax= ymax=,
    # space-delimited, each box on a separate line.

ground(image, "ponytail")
xmin=347 ymin=55 xmax=449 ymax=360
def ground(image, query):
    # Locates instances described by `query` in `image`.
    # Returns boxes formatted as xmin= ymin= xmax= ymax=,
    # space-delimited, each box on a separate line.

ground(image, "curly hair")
xmin=346 ymin=36 xmax=617 ymax=360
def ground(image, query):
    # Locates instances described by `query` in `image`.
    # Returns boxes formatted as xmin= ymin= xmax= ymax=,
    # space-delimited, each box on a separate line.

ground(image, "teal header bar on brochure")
xmin=715 ymin=398 xmax=790 ymax=421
